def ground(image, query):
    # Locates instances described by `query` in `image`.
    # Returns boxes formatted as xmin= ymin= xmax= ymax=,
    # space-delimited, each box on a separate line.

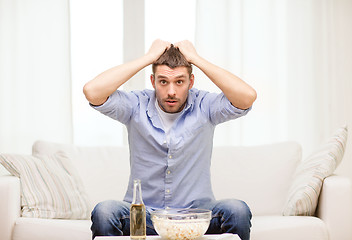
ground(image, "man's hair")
xmin=152 ymin=45 xmax=192 ymax=76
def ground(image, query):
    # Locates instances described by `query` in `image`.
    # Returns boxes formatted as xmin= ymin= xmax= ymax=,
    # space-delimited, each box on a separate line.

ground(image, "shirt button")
xmin=169 ymin=155 xmax=172 ymax=159
xmin=167 ymin=170 xmax=171 ymax=175
xmin=163 ymin=140 xmax=167 ymax=144
xmin=166 ymin=189 xmax=170 ymax=193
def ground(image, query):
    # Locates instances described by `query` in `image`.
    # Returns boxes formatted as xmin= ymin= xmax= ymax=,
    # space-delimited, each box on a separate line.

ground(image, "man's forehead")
xmin=154 ymin=65 xmax=189 ymax=78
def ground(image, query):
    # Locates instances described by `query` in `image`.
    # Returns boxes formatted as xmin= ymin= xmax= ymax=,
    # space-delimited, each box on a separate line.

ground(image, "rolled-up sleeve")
xmin=204 ymin=92 xmax=251 ymax=125
xmin=90 ymin=90 xmax=139 ymax=124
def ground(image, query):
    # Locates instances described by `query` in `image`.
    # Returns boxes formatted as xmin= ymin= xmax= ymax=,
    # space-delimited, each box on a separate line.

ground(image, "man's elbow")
xmin=248 ymin=89 xmax=257 ymax=106
xmin=83 ymin=83 xmax=106 ymax=106
xmin=236 ymin=89 xmax=257 ymax=110
xmin=83 ymin=82 xmax=94 ymax=102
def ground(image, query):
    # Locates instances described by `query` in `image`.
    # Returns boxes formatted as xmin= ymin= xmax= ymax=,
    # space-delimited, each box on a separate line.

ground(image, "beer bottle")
xmin=130 ymin=179 xmax=146 ymax=240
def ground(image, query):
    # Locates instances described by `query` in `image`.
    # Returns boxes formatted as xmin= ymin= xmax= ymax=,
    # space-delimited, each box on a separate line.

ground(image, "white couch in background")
xmin=0 ymin=137 xmax=351 ymax=240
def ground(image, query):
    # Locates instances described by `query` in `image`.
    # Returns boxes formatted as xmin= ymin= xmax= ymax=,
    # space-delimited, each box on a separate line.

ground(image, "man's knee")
xmin=217 ymin=199 xmax=251 ymax=218
xmin=227 ymin=199 xmax=252 ymax=219
xmin=91 ymin=200 xmax=130 ymax=222
xmin=217 ymin=199 xmax=252 ymax=240
xmin=91 ymin=200 xmax=130 ymax=238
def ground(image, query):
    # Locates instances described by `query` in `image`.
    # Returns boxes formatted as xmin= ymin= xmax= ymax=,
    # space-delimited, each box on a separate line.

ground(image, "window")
xmin=70 ymin=0 xmax=124 ymax=146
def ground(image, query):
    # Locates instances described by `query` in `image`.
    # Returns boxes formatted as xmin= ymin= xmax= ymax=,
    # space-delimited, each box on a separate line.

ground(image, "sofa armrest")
xmin=316 ymin=175 xmax=352 ymax=240
xmin=0 ymin=175 xmax=21 ymax=240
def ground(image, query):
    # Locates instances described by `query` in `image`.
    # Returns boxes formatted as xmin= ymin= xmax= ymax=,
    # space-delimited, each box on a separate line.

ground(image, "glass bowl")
xmin=151 ymin=208 xmax=211 ymax=240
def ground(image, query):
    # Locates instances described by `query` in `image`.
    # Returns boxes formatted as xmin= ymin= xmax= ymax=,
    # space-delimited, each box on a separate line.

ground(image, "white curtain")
xmin=195 ymin=0 xmax=352 ymax=163
xmin=0 ymin=0 xmax=73 ymax=154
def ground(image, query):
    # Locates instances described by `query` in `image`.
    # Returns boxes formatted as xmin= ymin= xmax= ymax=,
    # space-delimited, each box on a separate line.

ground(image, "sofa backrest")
xmin=32 ymin=141 xmax=130 ymax=211
xmin=211 ymin=141 xmax=301 ymax=216
xmin=33 ymin=140 xmax=301 ymax=216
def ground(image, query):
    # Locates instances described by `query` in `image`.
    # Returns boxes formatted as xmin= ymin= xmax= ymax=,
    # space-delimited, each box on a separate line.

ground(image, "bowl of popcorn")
xmin=151 ymin=208 xmax=211 ymax=240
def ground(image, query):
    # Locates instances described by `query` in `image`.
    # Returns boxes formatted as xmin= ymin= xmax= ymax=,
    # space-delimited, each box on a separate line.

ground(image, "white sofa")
xmin=0 ymin=140 xmax=351 ymax=240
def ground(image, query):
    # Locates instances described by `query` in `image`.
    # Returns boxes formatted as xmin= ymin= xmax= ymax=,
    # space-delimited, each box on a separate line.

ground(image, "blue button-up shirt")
xmin=92 ymin=88 xmax=250 ymax=209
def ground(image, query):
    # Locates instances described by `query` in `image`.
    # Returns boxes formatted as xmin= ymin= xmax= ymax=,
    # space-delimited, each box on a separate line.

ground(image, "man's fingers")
xmin=147 ymin=39 xmax=172 ymax=61
xmin=173 ymin=40 xmax=198 ymax=63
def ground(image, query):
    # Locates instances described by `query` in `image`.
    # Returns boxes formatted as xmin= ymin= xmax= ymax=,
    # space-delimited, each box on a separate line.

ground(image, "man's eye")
xmin=177 ymin=80 xmax=183 ymax=85
xmin=160 ymin=80 xmax=167 ymax=85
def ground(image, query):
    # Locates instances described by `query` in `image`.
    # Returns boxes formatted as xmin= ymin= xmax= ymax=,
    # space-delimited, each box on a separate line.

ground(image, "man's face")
xmin=151 ymin=65 xmax=194 ymax=113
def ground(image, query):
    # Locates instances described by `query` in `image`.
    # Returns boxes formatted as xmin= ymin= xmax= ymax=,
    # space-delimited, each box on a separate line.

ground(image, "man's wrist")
xmin=189 ymin=54 xmax=205 ymax=68
xmin=137 ymin=53 xmax=157 ymax=68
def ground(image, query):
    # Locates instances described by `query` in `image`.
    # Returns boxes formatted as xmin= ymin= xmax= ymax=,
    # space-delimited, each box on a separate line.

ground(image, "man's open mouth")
xmin=165 ymin=99 xmax=177 ymax=105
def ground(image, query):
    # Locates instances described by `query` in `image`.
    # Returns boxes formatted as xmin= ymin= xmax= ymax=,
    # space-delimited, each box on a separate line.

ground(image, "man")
xmin=84 ymin=39 xmax=257 ymax=240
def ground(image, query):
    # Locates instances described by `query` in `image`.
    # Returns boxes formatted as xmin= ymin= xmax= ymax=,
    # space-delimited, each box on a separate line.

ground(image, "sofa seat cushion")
xmin=251 ymin=216 xmax=329 ymax=240
xmin=12 ymin=216 xmax=328 ymax=240
xmin=13 ymin=217 xmax=91 ymax=240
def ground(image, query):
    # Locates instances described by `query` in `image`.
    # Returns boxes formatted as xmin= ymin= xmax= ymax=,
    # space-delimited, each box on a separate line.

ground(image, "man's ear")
xmin=151 ymin=74 xmax=156 ymax=89
xmin=189 ymin=74 xmax=195 ymax=89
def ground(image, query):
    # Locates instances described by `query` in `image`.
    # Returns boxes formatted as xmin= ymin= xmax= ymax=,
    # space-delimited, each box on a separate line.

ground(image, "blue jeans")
xmin=91 ymin=199 xmax=252 ymax=240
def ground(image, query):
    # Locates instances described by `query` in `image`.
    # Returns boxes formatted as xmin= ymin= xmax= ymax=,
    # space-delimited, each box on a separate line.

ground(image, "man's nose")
xmin=167 ymin=84 xmax=176 ymax=96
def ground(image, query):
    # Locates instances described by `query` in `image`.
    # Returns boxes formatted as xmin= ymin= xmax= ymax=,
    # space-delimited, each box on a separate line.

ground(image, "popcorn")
xmin=152 ymin=216 xmax=209 ymax=240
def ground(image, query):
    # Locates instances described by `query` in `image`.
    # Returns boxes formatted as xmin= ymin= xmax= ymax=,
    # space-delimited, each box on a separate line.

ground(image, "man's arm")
xmin=83 ymin=39 xmax=171 ymax=106
xmin=174 ymin=40 xmax=257 ymax=110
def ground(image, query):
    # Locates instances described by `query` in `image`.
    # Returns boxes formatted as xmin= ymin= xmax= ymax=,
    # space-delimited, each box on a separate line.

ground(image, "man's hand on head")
xmin=174 ymin=40 xmax=256 ymax=109
xmin=174 ymin=40 xmax=199 ymax=64
xmin=146 ymin=39 xmax=172 ymax=63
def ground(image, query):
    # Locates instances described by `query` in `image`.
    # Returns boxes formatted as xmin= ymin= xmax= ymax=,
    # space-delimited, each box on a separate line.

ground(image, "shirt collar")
xmin=146 ymin=91 xmax=163 ymax=130
xmin=184 ymin=89 xmax=195 ymax=112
